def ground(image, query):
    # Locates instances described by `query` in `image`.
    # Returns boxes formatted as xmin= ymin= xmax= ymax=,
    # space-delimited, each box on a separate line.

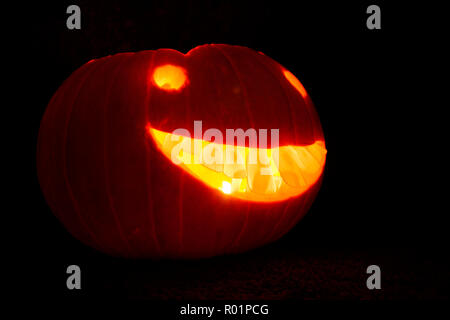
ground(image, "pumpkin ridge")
xmin=210 ymin=44 xmax=257 ymax=138
xmin=228 ymin=201 xmax=251 ymax=253
xmin=61 ymin=59 xmax=107 ymax=251
xmin=143 ymin=52 xmax=162 ymax=255
xmin=210 ymin=45 xmax=253 ymax=250
xmin=103 ymin=56 xmax=134 ymax=256
xmin=255 ymin=52 xmax=302 ymax=146
xmin=265 ymin=200 xmax=292 ymax=244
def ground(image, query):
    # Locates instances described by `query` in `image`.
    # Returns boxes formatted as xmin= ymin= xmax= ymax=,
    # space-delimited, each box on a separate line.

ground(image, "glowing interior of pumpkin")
xmin=152 ymin=65 xmax=187 ymax=91
xmin=283 ymin=69 xmax=308 ymax=99
xmin=148 ymin=126 xmax=326 ymax=202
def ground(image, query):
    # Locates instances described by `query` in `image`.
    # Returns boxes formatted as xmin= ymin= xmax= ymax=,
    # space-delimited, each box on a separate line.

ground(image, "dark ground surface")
xmin=40 ymin=232 xmax=448 ymax=300
xmin=94 ymin=248 xmax=448 ymax=300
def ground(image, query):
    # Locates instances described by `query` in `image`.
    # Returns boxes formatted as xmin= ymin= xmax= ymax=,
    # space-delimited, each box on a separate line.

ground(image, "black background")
xmin=11 ymin=0 xmax=448 ymax=304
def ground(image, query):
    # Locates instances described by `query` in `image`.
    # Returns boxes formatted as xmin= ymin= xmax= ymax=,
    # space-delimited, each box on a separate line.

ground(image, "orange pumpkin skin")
xmin=37 ymin=44 xmax=325 ymax=259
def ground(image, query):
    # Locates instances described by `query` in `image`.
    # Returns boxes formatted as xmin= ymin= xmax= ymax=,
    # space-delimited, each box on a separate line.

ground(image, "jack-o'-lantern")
xmin=37 ymin=44 xmax=326 ymax=258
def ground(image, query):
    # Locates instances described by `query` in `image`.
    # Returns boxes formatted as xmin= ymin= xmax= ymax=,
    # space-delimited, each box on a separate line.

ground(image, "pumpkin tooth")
xmin=278 ymin=146 xmax=307 ymax=188
xmin=247 ymin=165 xmax=277 ymax=194
xmin=246 ymin=150 xmax=276 ymax=194
xmin=231 ymin=178 xmax=243 ymax=193
xmin=201 ymin=142 xmax=224 ymax=172
xmin=297 ymin=148 xmax=320 ymax=186
xmin=223 ymin=146 xmax=247 ymax=178
xmin=272 ymin=176 xmax=283 ymax=192
xmin=305 ymin=143 xmax=325 ymax=164
xmin=295 ymin=148 xmax=321 ymax=174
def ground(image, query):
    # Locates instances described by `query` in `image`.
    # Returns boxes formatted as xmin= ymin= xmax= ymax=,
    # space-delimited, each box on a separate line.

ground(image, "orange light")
xmin=220 ymin=181 xmax=232 ymax=194
xmin=283 ymin=69 xmax=308 ymax=99
xmin=152 ymin=64 xmax=187 ymax=91
xmin=148 ymin=126 xmax=326 ymax=202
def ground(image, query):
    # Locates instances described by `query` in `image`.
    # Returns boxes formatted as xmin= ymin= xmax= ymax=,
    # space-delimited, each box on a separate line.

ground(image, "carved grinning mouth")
xmin=148 ymin=126 xmax=326 ymax=203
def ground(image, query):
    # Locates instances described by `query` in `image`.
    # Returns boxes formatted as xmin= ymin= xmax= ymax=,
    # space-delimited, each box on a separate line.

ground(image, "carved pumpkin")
xmin=37 ymin=44 xmax=326 ymax=259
